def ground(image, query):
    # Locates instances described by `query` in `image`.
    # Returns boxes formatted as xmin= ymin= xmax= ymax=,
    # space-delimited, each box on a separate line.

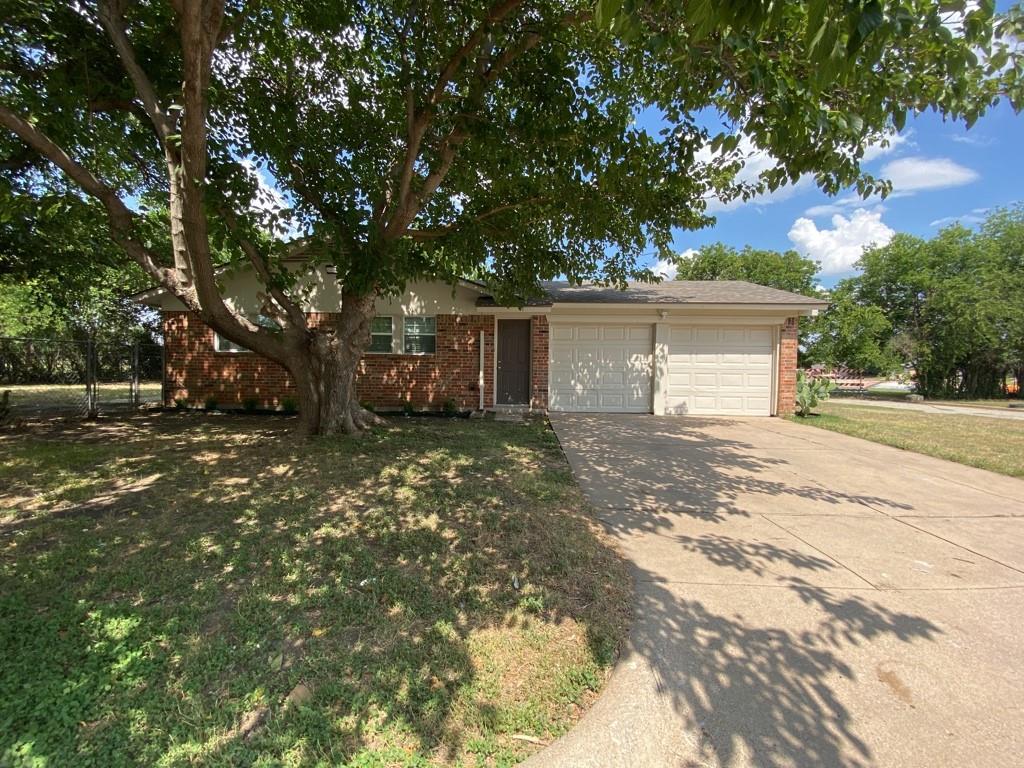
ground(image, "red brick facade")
xmin=776 ymin=316 xmax=799 ymax=416
xmin=162 ymin=311 xmax=509 ymax=411
xmin=163 ymin=310 xmax=795 ymax=415
xmin=529 ymin=315 xmax=549 ymax=410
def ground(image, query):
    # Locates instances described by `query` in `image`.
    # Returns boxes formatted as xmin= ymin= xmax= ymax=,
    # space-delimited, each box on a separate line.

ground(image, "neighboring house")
xmin=133 ymin=265 xmax=826 ymax=416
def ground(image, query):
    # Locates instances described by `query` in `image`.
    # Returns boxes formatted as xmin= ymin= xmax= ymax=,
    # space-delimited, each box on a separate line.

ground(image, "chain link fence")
xmin=0 ymin=336 xmax=163 ymax=417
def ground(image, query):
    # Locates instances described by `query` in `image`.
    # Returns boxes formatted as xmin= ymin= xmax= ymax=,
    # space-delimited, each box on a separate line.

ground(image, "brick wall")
xmin=162 ymin=311 xmax=495 ymax=411
xmin=530 ymin=315 xmax=549 ymax=410
xmin=777 ymin=316 xmax=799 ymax=416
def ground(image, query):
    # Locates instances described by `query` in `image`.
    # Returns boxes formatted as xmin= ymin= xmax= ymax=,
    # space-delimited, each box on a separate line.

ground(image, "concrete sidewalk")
xmin=837 ymin=397 xmax=1024 ymax=420
xmin=523 ymin=414 xmax=1024 ymax=768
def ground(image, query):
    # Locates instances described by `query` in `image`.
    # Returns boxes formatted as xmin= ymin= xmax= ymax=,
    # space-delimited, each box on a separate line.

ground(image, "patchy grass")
xmin=790 ymin=402 xmax=1024 ymax=478
xmin=0 ymin=414 xmax=630 ymax=767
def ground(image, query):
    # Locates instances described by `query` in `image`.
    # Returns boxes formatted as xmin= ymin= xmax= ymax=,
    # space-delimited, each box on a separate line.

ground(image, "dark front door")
xmin=497 ymin=319 xmax=531 ymax=405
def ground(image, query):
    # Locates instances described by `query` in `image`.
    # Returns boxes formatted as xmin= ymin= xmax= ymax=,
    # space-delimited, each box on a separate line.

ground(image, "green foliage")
xmin=3 ymin=0 xmax=1021 ymax=311
xmin=402 ymin=399 xmax=415 ymax=416
xmin=442 ymin=398 xmax=458 ymax=416
xmin=670 ymin=243 xmax=821 ymax=296
xmin=815 ymin=206 xmax=1024 ymax=397
xmin=203 ymin=396 xmax=219 ymax=411
xmin=242 ymin=397 xmax=259 ymax=412
xmin=795 ymin=371 xmax=837 ymax=417
xmin=280 ymin=397 xmax=298 ymax=414
xmin=173 ymin=397 xmax=189 ymax=411
xmin=806 ymin=281 xmax=900 ymax=374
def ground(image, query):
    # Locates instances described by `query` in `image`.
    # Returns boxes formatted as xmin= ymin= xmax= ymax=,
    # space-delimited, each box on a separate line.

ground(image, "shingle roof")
xmin=477 ymin=280 xmax=827 ymax=307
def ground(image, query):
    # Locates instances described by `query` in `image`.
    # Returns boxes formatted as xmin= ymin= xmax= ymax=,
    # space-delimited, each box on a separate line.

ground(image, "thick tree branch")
xmin=389 ymin=0 xmax=525 ymax=228
xmin=0 ymin=105 xmax=178 ymax=293
xmin=406 ymin=195 xmax=548 ymax=241
xmin=96 ymin=0 xmax=176 ymax=142
xmin=384 ymin=22 xmax=545 ymax=240
xmin=220 ymin=208 xmax=308 ymax=330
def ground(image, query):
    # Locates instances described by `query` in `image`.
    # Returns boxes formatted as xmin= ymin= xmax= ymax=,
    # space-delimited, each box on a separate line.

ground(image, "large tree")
xmin=2 ymin=0 xmax=1021 ymax=433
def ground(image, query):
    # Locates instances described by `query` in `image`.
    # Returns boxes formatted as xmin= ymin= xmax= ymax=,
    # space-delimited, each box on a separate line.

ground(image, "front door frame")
xmin=495 ymin=317 xmax=532 ymax=406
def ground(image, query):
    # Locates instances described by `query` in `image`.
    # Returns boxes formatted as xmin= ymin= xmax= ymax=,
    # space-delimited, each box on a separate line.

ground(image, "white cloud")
xmin=880 ymin=156 xmax=979 ymax=192
xmin=698 ymin=129 xmax=910 ymax=214
xmin=652 ymin=248 xmax=696 ymax=280
xmin=788 ymin=208 xmax=895 ymax=275
xmin=803 ymin=194 xmax=884 ymax=218
xmin=695 ymin=134 xmax=805 ymax=214
xmin=860 ymin=130 xmax=913 ymax=163
xmin=951 ymin=134 xmax=994 ymax=146
xmin=929 ymin=207 xmax=989 ymax=228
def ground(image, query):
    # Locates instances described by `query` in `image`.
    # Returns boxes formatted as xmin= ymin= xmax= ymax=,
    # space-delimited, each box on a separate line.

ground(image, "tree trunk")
xmin=290 ymin=291 xmax=384 ymax=436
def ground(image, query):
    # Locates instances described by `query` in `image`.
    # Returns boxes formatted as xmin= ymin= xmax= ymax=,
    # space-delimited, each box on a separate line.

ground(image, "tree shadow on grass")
xmin=0 ymin=413 xmax=630 ymax=767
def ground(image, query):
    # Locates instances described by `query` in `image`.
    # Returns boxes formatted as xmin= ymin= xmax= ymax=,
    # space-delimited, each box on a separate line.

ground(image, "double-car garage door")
xmin=549 ymin=323 xmax=773 ymax=416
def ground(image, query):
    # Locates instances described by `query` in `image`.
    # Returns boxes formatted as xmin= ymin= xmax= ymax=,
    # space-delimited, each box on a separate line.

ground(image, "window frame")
xmin=402 ymin=315 xmax=437 ymax=355
xmin=213 ymin=332 xmax=251 ymax=354
xmin=212 ymin=314 xmax=279 ymax=354
xmin=368 ymin=316 xmax=394 ymax=354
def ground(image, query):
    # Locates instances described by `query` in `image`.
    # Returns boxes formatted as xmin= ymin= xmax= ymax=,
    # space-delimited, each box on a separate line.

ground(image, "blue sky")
xmin=647 ymin=101 xmax=1023 ymax=288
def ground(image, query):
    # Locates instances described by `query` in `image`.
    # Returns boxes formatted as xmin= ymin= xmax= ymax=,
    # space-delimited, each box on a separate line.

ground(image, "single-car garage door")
xmin=549 ymin=324 xmax=653 ymax=412
xmin=665 ymin=326 xmax=773 ymax=415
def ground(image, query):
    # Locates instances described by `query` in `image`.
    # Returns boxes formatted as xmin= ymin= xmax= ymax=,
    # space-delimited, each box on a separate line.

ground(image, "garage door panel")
xmin=666 ymin=326 xmax=773 ymax=416
xmin=551 ymin=326 xmax=574 ymax=342
xmin=629 ymin=327 xmax=652 ymax=341
xmin=549 ymin=324 xmax=653 ymax=412
xmin=603 ymin=326 xmax=626 ymax=341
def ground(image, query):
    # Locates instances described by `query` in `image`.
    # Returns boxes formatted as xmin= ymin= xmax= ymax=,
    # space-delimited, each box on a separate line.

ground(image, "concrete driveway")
xmin=525 ymin=414 xmax=1024 ymax=768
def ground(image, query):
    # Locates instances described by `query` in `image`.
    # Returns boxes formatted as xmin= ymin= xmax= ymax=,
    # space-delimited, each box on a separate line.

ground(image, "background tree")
xmin=810 ymin=207 xmax=1024 ymax=396
xmin=0 ymin=192 xmax=163 ymax=341
xmin=2 ymin=0 xmax=1021 ymax=433
xmin=670 ymin=243 xmax=821 ymax=296
xmin=805 ymin=280 xmax=898 ymax=374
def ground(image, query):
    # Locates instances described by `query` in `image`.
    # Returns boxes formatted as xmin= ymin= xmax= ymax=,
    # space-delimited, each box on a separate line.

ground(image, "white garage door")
xmin=549 ymin=324 xmax=653 ymax=412
xmin=666 ymin=326 xmax=773 ymax=415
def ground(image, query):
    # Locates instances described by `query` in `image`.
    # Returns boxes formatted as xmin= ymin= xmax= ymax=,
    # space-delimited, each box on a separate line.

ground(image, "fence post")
xmin=85 ymin=335 xmax=98 ymax=418
xmin=131 ymin=340 xmax=140 ymax=408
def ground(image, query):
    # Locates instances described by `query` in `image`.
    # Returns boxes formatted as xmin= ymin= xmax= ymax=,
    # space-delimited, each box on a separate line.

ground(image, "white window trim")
xmin=403 ymin=315 xmax=437 ymax=356
xmin=367 ymin=316 xmax=395 ymax=355
xmin=214 ymin=333 xmax=251 ymax=354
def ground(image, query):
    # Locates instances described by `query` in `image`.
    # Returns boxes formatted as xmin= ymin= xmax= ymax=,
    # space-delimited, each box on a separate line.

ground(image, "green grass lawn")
xmin=790 ymin=401 xmax=1024 ymax=478
xmin=0 ymin=414 xmax=629 ymax=768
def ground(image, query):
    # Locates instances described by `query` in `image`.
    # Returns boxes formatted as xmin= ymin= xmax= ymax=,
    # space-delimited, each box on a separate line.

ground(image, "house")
xmin=134 ymin=265 xmax=826 ymax=416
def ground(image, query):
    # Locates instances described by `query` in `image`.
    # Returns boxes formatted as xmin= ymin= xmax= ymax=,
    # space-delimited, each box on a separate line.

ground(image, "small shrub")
xmin=795 ymin=371 xmax=836 ymax=417
xmin=360 ymin=400 xmax=375 ymax=413
xmin=402 ymin=399 xmax=415 ymax=416
xmin=442 ymin=398 xmax=458 ymax=416
xmin=204 ymin=396 xmax=219 ymax=411
xmin=173 ymin=397 xmax=188 ymax=411
xmin=242 ymin=397 xmax=259 ymax=412
xmin=281 ymin=397 xmax=298 ymax=414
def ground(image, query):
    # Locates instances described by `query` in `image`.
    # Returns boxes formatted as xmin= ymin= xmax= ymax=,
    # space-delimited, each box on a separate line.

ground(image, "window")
xmin=369 ymin=316 xmax=393 ymax=353
xmin=403 ymin=316 xmax=436 ymax=354
xmin=213 ymin=314 xmax=279 ymax=353
xmin=214 ymin=333 xmax=250 ymax=353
